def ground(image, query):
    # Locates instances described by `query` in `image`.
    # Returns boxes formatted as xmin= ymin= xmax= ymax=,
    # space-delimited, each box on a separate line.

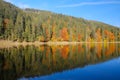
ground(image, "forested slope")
xmin=0 ymin=0 xmax=120 ymax=42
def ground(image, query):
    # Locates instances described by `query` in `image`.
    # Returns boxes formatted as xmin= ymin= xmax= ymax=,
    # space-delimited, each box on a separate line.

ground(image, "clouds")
xmin=17 ymin=3 xmax=30 ymax=9
xmin=4 ymin=0 xmax=13 ymax=3
xmin=4 ymin=0 xmax=30 ymax=9
xmin=56 ymin=1 xmax=120 ymax=8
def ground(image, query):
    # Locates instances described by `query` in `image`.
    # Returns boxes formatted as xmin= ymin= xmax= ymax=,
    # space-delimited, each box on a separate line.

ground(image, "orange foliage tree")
xmin=104 ymin=30 xmax=115 ymax=41
xmin=96 ymin=28 xmax=102 ymax=42
xmin=105 ymin=43 xmax=115 ymax=57
xmin=96 ymin=44 xmax=102 ymax=58
xmin=61 ymin=45 xmax=69 ymax=59
xmin=78 ymin=34 xmax=82 ymax=41
xmin=60 ymin=27 xmax=69 ymax=41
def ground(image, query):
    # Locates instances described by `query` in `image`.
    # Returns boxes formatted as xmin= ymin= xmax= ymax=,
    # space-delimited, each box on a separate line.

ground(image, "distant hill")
xmin=0 ymin=0 xmax=120 ymax=42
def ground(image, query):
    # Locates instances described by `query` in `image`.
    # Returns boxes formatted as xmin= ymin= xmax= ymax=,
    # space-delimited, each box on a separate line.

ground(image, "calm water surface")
xmin=0 ymin=43 xmax=120 ymax=80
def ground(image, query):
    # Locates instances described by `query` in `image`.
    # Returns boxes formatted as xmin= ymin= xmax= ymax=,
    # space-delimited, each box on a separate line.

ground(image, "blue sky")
xmin=4 ymin=0 xmax=120 ymax=27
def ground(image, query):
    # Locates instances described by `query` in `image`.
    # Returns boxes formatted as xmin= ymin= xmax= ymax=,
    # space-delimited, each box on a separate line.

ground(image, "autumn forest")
xmin=0 ymin=0 xmax=120 ymax=42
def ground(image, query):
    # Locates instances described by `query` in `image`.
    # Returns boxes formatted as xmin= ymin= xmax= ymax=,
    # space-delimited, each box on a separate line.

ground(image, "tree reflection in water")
xmin=0 ymin=43 xmax=120 ymax=80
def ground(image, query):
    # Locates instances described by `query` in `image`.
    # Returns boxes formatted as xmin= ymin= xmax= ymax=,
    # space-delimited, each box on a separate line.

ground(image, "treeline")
xmin=0 ymin=0 xmax=120 ymax=42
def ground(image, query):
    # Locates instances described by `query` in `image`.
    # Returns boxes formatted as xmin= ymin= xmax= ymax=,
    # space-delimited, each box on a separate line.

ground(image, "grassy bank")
xmin=0 ymin=40 xmax=120 ymax=48
xmin=0 ymin=40 xmax=45 ymax=48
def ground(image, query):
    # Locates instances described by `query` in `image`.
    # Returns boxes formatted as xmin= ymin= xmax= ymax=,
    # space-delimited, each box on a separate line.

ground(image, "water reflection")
xmin=0 ymin=43 xmax=120 ymax=80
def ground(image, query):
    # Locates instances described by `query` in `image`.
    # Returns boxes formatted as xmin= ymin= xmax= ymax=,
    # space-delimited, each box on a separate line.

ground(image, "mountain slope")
xmin=0 ymin=0 xmax=120 ymax=42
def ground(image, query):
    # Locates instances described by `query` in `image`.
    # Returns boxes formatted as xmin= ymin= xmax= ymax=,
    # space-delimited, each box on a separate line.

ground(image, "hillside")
xmin=0 ymin=0 xmax=120 ymax=42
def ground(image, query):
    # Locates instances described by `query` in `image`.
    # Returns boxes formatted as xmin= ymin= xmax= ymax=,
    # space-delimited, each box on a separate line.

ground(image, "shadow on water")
xmin=0 ymin=43 xmax=120 ymax=80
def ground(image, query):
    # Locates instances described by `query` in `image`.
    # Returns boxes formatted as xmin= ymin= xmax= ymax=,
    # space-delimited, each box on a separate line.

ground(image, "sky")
xmin=4 ymin=0 xmax=120 ymax=28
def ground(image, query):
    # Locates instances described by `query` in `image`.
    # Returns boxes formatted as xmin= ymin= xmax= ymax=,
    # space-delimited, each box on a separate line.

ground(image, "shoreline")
xmin=0 ymin=40 xmax=120 ymax=48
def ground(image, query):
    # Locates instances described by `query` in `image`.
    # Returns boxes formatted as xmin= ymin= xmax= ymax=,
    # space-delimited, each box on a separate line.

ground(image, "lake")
xmin=0 ymin=43 xmax=120 ymax=80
